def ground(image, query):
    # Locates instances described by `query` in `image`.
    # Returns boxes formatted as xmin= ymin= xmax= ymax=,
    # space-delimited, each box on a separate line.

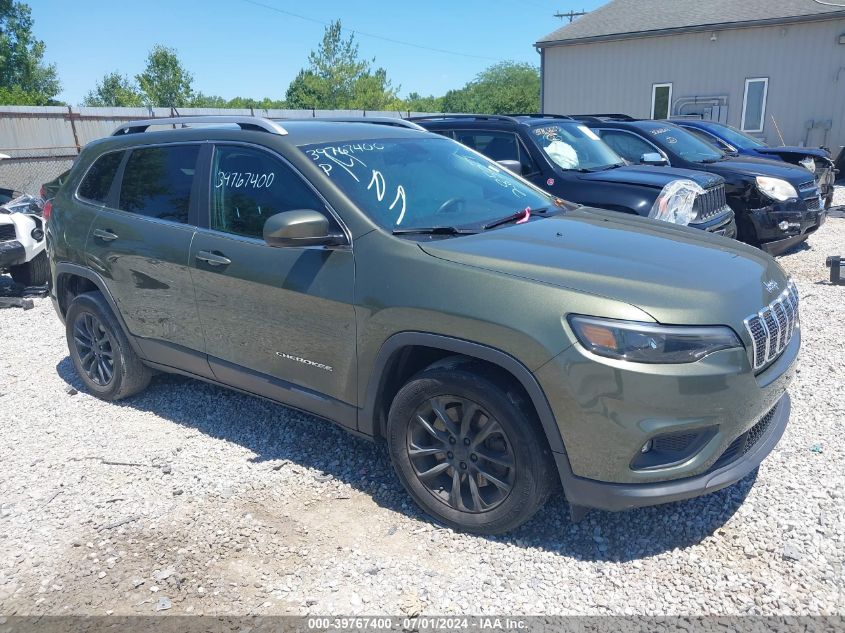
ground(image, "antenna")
xmin=554 ymin=9 xmax=587 ymax=22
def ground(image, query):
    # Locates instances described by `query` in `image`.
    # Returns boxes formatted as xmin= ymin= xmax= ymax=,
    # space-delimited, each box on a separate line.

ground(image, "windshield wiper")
xmin=392 ymin=226 xmax=476 ymax=236
xmin=483 ymin=207 xmax=545 ymax=230
xmin=700 ymin=156 xmax=726 ymax=163
xmin=592 ymin=162 xmax=625 ymax=171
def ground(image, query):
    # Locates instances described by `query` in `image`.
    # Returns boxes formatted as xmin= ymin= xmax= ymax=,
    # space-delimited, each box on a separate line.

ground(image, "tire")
xmin=65 ymin=291 xmax=152 ymax=401
xmin=10 ymin=251 xmax=49 ymax=286
xmin=387 ymin=362 xmax=557 ymax=534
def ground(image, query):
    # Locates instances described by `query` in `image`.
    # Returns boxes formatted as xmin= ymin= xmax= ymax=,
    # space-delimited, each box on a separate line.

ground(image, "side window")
xmin=78 ymin=151 xmax=124 ymax=203
xmin=686 ymin=127 xmax=728 ymax=151
xmin=597 ymin=130 xmax=657 ymax=163
xmin=118 ymin=145 xmax=199 ymax=224
xmin=211 ymin=145 xmax=328 ymax=239
xmin=454 ymin=131 xmax=519 ymax=162
xmin=518 ymin=140 xmax=539 ymax=175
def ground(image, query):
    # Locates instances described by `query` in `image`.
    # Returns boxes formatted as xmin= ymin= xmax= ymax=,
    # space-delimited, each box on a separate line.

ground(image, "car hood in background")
xmin=419 ymin=208 xmax=787 ymax=327
xmin=704 ymin=156 xmax=816 ymax=185
xmin=754 ymin=146 xmax=831 ymax=161
xmin=578 ymin=165 xmax=723 ymax=189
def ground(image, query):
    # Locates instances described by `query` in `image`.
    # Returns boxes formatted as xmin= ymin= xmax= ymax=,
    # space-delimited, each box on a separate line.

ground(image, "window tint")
xmin=118 ymin=145 xmax=199 ymax=223
xmin=597 ymin=130 xmax=658 ymax=163
xmin=211 ymin=145 xmax=327 ymax=239
xmin=78 ymin=151 xmax=124 ymax=203
xmin=684 ymin=127 xmax=727 ymax=150
xmin=455 ymin=131 xmax=519 ymax=162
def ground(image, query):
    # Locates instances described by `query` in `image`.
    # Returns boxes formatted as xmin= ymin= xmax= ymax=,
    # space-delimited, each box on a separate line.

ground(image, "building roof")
xmin=537 ymin=0 xmax=845 ymax=46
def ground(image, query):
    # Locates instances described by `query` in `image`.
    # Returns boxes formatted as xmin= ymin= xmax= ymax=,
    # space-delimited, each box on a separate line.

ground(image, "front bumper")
xmin=0 ymin=240 xmax=26 ymax=269
xmin=691 ymin=208 xmax=737 ymax=238
xmin=535 ymin=319 xmax=798 ymax=504
xmin=750 ymin=199 xmax=826 ymax=255
xmin=556 ymin=393 xmax=790 ymax=511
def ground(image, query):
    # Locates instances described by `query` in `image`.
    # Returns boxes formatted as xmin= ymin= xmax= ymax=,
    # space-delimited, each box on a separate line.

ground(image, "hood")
xmin=419 ymin=209 xmax=788 ymax=328
xmin=706 ymin=156 xmax=815 ymax=185
xmin=755 ymin=146 xmax=830 ymax=161
xmin=578 ymin=165 xmax=723 ymax=189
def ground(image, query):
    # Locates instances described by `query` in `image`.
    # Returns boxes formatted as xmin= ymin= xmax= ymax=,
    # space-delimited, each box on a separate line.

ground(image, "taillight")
xmin=42 ymin=200 xmax=53 ymax=221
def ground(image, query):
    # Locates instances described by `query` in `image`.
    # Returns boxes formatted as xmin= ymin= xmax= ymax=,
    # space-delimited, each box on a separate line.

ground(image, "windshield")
xmin=709 ymin=123 xmax=767 ymax=149
xmin=531 ymin=123 xmax=624 ymax=170
xmin=300 ymin=137 xmax=553 ymax=231
xmin=645 ymin=124 xmax=724 ymax=162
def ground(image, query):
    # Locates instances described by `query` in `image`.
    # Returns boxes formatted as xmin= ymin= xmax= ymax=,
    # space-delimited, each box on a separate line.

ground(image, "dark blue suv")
xmin=673 ymin=119 xmax=837 ymax=210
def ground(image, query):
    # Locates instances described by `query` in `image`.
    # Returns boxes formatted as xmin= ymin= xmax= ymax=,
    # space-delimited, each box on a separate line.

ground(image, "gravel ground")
xmin=1 ymin=196 xmax=844 ymax=616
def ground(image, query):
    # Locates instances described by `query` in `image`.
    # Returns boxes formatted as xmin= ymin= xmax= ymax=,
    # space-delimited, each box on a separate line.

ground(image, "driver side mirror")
xmin=640 ymin=152 xmax=668 ymax=166
xmin=263 ymin=209 xmax=346 ymax=248
xmin=496 ymin=159 xmax=524 ymax=175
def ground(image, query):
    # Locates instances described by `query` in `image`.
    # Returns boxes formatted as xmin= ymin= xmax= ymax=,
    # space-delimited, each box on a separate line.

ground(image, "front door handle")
xmin=92 ymin=228 xmax=119 ymax=242
xmin=196 ymin=250 xmax=232 ymax=267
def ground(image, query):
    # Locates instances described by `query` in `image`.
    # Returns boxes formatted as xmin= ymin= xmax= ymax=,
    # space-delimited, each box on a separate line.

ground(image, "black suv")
xmin=410 ymin=115 xmax=736 ymax=237
xmin=573 ymin=115 xmax=826 ymax=255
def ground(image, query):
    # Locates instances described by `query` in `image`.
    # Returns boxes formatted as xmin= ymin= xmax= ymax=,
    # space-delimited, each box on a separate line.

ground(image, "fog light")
xmin=778 ymin=220 xmax=789 ymax=231
xmin=641 ymin=440 xmax=653 ymax=453
xmin=31 ymin=227 xmax=44 ymax=241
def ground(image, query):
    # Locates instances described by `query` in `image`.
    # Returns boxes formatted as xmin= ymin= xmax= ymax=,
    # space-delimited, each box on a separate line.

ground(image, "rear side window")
xmin=455 ymin=131 xmax=519 ymax=162
xmin=77 ymin=151 xmax=124 ymax=203
xmin=211 ymin=145 xmax=329 ymax=239
xmin=118 ymin=145 xmax=200 ymax=224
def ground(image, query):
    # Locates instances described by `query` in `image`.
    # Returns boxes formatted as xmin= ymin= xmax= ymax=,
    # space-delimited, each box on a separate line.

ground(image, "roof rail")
xmin=505 ymin=113 xmax=574 ymax=120
xmin=569 ymin=115 xmax=604 ymax=123
xmin=308 ymin=116 xmax=426 ymax=131
xmin=112 ymin=116 xmax=288 ymax=136
xmin=585 ymin=113 xmax=636 ymax=121
xmin=406 ymin=114 xmax=521 ymax=124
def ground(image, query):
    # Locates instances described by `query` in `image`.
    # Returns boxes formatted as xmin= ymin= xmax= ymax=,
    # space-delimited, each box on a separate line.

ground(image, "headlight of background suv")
xmin=798 ymin=156 xmax=815 ymax=173
xmin=567 ymin=315 xmax=742 ymax=364
xmin=756 ymin=176 xmax=798 ymax=201
xmin=648 ymin=179 xmax=704 ymax=226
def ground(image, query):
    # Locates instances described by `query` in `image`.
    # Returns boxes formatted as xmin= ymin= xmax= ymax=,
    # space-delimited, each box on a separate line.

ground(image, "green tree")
xmin=0 ymin=0 xmax=60 ymax=105
xmin=82 ymin=72 xmax=143 ymax=107
xmin=286 ymin=20 xmax=400 ymax=110
xmin=405 ymin=92 xmax=443 ymax=113
xmin=458 ymin=61 xmax=540 ymax=114
xmin=136 ymin=45 xmax=194 ymax=107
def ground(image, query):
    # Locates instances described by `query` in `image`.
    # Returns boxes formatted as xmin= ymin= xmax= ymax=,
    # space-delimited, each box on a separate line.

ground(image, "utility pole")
xmin=554 ymin=9 xmax=587 ymax=21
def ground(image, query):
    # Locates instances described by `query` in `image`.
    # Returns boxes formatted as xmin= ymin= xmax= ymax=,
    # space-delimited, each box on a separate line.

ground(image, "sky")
xmin=29 ymin=0 xmax=607 ymax=105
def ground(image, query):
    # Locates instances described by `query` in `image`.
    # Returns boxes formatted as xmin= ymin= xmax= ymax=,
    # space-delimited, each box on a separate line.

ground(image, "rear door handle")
xmin=92 ymin=229 xmax=119 ymax=242
xmin=196 ymin=250 xmax=232 ymax=267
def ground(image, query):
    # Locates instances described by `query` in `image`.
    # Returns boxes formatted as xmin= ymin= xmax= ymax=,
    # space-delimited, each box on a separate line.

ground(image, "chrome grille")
xmin=805 ymin=196 xmax=821 ymax=210
xmin=693 ymin=184 xmax=727 ymax=221
xmin=744 ymin=281 xmax=799 ymax=371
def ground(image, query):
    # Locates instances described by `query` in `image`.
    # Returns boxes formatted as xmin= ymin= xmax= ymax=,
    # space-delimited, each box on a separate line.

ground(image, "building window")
xmin=651 ymin=83 xmax=672 ymax=119
xmin=741 ymin=77 xmax=768 ymax=133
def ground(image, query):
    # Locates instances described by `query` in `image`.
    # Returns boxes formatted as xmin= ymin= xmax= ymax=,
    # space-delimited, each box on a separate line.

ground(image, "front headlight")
xmin=798 ymin=156 xmax=815 ymax=173
xmin=648 ymin=179 xmax=705 ymax=226
xmin=756 ymin=176 xmax=798 ymax=201
xmin=567 ymin=315 xmax=742 ymax=364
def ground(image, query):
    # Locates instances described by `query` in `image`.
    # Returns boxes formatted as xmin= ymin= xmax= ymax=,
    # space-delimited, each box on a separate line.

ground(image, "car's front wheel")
xmin=10 ymin=251 xmax=49 ymax=286
xmin=387 ymin=362 xmax=556 ymax=534
xmin=65 ymin=291 xmax=152 ymax=401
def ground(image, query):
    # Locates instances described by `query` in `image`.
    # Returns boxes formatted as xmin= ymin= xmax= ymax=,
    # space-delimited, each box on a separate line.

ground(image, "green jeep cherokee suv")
xmin=46 ymin=116 xmax=799 ymax=534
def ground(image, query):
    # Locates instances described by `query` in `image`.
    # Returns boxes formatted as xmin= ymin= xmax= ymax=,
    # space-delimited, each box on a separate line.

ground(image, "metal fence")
xmin=0 ymin=106 xmax=437 ymax=195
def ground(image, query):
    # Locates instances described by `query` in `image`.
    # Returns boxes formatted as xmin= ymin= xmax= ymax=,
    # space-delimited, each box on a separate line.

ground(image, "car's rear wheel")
xmin=387 ymin=362 xmax=556 ymax=534
xmin=65 ymin=291 xmax=151 ymax=401
xmin=10 ymin=251 xmax=49 ymax=286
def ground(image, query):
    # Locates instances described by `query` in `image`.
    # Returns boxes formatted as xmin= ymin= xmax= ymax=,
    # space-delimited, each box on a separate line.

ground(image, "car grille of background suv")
xmin=708 ymin=403 xmax=779 ymax=472
xmin=693 ymin=184 xmax=727 ymax=222
xmin=0 ymin=224 xmax=16 ymax=241
xmin=744 ymin=280 xmax=799 ymax=371
xmin=805 ymin=196 xmax=821 ymax=211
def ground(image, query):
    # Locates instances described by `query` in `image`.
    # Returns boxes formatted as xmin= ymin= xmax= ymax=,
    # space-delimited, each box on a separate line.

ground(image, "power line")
xmin=240 ymin=0 xmax=500 ymax=61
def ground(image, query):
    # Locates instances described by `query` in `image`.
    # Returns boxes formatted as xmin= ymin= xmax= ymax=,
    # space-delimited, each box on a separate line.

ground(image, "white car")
xmin=0 ymin=195 xmax=48 ymax=286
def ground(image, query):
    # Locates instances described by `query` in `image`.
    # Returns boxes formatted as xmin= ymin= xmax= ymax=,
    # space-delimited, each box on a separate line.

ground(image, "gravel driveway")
xmin=1 ymin=203 xmax=844 ymax=616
